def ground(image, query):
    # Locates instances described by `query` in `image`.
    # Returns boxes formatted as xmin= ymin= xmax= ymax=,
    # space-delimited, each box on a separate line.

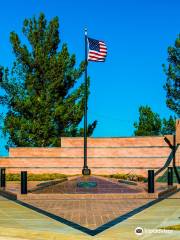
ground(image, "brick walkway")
xmin=22 ymin=176 xmax=152 ymax=230
xmin=4 ymin=177 xmax=178 ymax=230
xmin=0 ymin=190 xmax=179 ymax=239
xmin=24 ymin=198 xmax=152 ymax=229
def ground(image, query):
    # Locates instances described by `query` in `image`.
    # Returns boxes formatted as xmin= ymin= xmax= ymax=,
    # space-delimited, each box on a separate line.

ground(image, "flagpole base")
xmin=82 ymin=167 xmax=91 ymax=176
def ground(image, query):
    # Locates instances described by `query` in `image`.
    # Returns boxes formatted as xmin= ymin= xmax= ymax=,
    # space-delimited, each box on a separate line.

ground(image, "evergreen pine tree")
xmin=163 ymin=34 xmax=180 ymax=116
xmin=0 ymin=13 xmax=97 ymax=147
xmin=161 ymin=115 xmax=176 ymax=135
xmin=134 ymin=106 xmax=162 ymax=136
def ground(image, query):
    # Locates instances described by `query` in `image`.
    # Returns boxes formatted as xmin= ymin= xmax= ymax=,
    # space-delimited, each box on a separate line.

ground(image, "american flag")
xmin=87 ymin=37 xmax=107 ymax=62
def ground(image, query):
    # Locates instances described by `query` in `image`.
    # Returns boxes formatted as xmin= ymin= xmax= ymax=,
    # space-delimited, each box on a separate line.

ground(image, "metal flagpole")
xmin=82 ymin=27 xmax=91 ymax=176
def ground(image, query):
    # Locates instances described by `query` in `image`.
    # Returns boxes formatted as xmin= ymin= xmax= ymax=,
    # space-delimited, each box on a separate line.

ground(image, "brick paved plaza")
xmin=1 ymin=175 xmax=175 ymax=231
xmin=24 ymin=197 xmax=152 ymax=229
xmin=0 ymin=189 xmax=180 ymax=239
xmin=30 ymin=176 xmax=144 ymax=194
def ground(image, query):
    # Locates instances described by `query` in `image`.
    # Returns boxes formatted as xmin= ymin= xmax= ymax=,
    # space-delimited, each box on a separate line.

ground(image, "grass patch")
xmin=157 ymin=167 xmax=180 ymax=183
xmin=101 ymin=173 xmax=146 ymax=182
xmin=6 ymin=173 xmax=67 ymax=181
xmin=160 ymin=224 xmax=180 ymax=231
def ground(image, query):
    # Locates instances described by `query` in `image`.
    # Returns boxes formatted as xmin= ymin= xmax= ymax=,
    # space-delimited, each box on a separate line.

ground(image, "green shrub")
xmin=6 ymin=174 xmax=20 ymax=181
xmin=6 ymin=173 xmax=67 ymax=181
xmin=109 ymin=173 xmax=146 ymax=182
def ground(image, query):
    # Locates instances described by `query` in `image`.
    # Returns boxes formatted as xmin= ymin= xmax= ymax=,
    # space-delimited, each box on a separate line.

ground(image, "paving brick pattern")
xmin=21 ymin=176 xmax=151 ymax=229
xmin=4 ymin=177 xmax=178 ymax=230
xmin=0 ymin=191 xmax=180 ymax=240
xmin=24 ymin=197 xmax=152 ymax=229
xmin=31 ymin=176 xmax=144 ymax=194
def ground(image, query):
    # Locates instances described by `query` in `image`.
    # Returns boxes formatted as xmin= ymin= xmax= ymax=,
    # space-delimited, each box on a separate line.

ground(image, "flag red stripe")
xmin=89 ymin=51 xmax=107 ymax=57
xmin=100 ymin=48 xmax=107 ymax=52
xmin=89 ymin=50 xmax=107 ymax=55
xmin=99 ymin=49 xmax=107 ymax=53
xmin=88 ymin=54 xmax=105 ymax=59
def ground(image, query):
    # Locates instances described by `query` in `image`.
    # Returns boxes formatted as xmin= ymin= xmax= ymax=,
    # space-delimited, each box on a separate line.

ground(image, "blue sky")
xmin=0 ymin=0 xmax=179 ymax=155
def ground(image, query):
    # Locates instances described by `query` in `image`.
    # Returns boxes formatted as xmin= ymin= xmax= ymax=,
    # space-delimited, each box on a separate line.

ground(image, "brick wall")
xmin=0 ymin=119 xmax=179 ymax=177
xmin=176 ymin=120 xmax=180 ymax=167
xmin=0 ymin=136 xmax=172 ymax=177
xmin=176 ymin=120 xmax=180 ymax=144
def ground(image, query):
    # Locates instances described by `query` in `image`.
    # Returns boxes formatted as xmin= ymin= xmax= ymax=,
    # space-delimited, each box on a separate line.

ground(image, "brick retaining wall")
xmin=0 ymin=136 xmax=176 ymax=177
xmin=0 ymin=119 xmax=180 ymax=177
